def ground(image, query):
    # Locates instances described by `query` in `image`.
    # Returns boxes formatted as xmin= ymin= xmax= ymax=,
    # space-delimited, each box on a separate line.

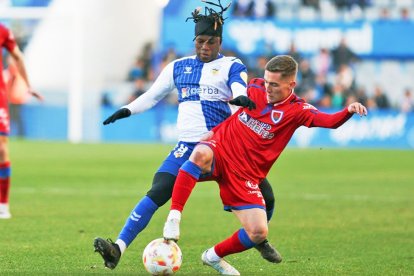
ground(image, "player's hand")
xmin=29 ymin=89 xmax=44 ymax=102
xmin=229 ymin=95 xmax=256 ymax=110
xmin=103 ymin=108 xmax=131 ymax=125
xmin=347 ymin=102 xmax=368 ymax=117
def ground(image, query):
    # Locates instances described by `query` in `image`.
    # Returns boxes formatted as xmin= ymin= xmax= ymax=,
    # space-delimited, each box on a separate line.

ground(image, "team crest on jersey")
xmin=184 ymin=66 xmax=192 ymax=74
xmin=271 ymin=110 xmax=283 ymax=124
xmin=181 ymin=88 xmax=188 ymax=98
xmin=211 ymin=68 xmax=220 ymax=75
xmin=173 ymin=144 xmax=189 ymax=158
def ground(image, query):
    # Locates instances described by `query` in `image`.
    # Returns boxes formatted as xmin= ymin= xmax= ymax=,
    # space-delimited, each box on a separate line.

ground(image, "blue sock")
xmin=118 ymin=196 xmax=158 ymax=246
xmin=238 ymin=228 xmax=256 ymax=249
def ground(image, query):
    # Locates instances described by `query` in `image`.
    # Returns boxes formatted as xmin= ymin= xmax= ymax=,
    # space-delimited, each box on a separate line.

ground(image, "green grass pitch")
xmin=1 ymin=140 xmax=413 ymax=275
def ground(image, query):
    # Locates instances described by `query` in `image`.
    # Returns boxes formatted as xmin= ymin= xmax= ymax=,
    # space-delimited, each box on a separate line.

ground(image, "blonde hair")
xmin=265 ymin=55 xmax=298 ymax=79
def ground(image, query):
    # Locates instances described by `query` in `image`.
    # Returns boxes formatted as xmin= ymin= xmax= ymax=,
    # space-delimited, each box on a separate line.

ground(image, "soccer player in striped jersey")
xmin=163 ymin=55 xmax=368 ymax=275
xmin=94 ymin=1 xmax=280 ymax=269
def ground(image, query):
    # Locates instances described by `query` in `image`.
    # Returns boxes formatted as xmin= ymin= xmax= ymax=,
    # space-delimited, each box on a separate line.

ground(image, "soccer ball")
xmin=142 ymin=238 xmax=182 ymax=275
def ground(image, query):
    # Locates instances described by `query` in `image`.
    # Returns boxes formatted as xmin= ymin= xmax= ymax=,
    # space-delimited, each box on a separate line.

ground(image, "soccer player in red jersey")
xmin=163 ymin=55 xmax=367 ymax=275
xmin=0 ymin=23 xmax=42 ymax=219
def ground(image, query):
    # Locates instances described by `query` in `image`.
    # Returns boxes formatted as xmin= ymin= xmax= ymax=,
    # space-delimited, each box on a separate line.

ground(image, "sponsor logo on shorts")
xmin=173 ymin=143 xmax=188 ymax=158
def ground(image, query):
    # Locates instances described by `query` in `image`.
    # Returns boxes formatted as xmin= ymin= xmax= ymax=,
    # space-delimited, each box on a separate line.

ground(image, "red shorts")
xmin=0 ymin=88 xmax=10 ymax=135
xmin=200 ymin=140 xmax=266 ymax=211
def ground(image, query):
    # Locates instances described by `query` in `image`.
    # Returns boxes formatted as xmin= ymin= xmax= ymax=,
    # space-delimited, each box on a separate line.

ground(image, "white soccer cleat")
xmin=201 ymin=249 xmax=240 ymax=275
xmin=0 ymin=203 xmax=11 ymax=219
xmin=163 ymin=211 xmax=181 ymax=242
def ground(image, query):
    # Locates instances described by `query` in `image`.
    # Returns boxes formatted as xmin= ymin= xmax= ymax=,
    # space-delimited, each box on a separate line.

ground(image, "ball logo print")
xmin=142 ymin=238 xmax=182 ymax=275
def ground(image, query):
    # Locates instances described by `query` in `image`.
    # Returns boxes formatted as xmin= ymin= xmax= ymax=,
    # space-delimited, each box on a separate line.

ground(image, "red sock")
xmin=214 ymin=230 xmax=249 ymax=258
xmin=0 ymin=161 xmax=11 ymax=204
xmin=170 ymin=170 xmax=197 ymax=212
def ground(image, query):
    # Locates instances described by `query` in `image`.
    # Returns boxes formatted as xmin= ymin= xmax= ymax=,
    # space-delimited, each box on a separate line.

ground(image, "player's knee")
xmin=146 ymin=172 xmax=176 ymax=207
xmin=190 ymin=145 xmax=213 ymax=170
xmin=246 ymin=225 xmax=268 ymax=244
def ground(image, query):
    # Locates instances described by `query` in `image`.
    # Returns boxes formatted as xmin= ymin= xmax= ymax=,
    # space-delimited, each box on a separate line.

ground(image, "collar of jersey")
xmin=271 ymin=91 xmax=295 ymax=107
xmin=195 ymin=53 xmax=224 ymax=63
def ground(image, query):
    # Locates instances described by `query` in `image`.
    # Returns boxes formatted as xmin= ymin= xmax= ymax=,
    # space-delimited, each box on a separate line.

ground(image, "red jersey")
xmin=0 ymin=24 xmax=17 ymax=90
xmin=210 ymin=78 xmax=353 ymax=183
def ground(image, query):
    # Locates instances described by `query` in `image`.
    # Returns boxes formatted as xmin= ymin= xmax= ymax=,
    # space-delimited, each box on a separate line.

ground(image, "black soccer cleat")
xmin=93 ymin=237 xmax=121 ymax=269
xmin=254 ymin=239 xmax=282 ymax=263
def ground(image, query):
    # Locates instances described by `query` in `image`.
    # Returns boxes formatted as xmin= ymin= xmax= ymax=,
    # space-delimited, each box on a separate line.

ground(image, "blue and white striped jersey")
xmin=124 ymin=54 xmax=248 ymax=142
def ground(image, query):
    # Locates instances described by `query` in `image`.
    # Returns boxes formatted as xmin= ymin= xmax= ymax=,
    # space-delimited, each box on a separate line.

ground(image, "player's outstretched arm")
xmin=103 ymin=108 xmax=131 ymax=125
xmin=229 ymin=95 xmax=256 ymax=110
xmin=347 ymin=102 xmax=368 ymax=117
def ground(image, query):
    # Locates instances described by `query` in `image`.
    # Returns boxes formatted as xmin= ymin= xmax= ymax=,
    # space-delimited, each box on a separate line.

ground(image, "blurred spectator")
xmin=302 ymin=0 xmax=319 ymax=10
xmin=287 ymin=42 xmax=303 ymax=65
xmin=333 ymin=0 xmax=350 ymax=11
xmin=335 ymin=64 xmax=354 ymax=92
xmin=249 ymin=55 xmax=268 ymax=79
xmin=331 ymin=82 xmax=346 ymax=108
xmin=159 ymin=47 xmax=179 ymax=73
xmin=128 ymin=77 xmax=147 ymax=103
xmin=314 ymin=74 xmax=332 ymax=104
xmin=378 ymin=7 xmax=391 ymax=21
xmin=318 ymin=94 xmax=332 ymax=108
xmin=366 ymin=97 xmax=377 ymax=110
xmin=4 ymin=56 xmax=28 ymax=137
xmin=251 ymin=0 xmax=275 ymax=18
xmin=354 ymin=86 xmax=368 ymax=106
xmin=140 ymin=42 xmax=155 ymax=81
xmin=311 ymin=47 xmax=331 ymax=76
xmin=101 ymin=91 xmax=113 ymax=108
xmin=400 ymin=87 xmax=413 ymax=113
xmin=400 ymin=7 xmax=411 ymax=21
xmin=232 ymin=0 xmax=253 ymax=17
xmin=372 ymin=85 xmax=390 ymax=109
xmin=232 ymin=0 xmax=275 ymax=18
xmin=127 ymin=58 xmax=144 ymax=81
xmin=296 ymin=59 xmax=316 ymax=97
xmin=331 ymin=37 xmax=358 ymax=71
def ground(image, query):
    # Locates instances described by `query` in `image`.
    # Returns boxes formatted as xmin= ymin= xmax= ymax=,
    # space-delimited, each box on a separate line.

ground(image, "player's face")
xmin=195 ymin=35 xmax=221 ymax=62
xmin=264 ymin=70 xmax=296 ymax=104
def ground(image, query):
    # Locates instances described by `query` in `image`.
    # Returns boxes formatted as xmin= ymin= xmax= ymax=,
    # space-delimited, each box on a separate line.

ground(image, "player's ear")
xmin=289 ymin=81 xmax=297 ymax=89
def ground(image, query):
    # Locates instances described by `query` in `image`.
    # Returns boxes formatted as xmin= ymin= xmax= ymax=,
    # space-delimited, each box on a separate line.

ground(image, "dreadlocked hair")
xmin=186 ymin=0 xmax=232 ymax=31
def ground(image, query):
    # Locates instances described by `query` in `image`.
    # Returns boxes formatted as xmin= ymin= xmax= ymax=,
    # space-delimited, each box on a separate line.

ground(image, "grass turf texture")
xmin=1 ymin=140 xmax=413 ymax=275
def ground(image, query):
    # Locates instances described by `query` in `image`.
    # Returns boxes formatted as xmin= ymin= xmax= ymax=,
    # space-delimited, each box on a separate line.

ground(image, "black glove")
xmin=103 ymin=108 xmax=131 ymax=125
xmin=229 ymin=95 xmax=256 ymax=110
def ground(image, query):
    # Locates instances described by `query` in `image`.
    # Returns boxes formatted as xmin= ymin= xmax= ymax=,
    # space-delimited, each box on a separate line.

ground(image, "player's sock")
xmin=117 ymin=196 xmax=158 ymax=247
xmin=0 ymin=162 xmax=11 ymax=204
xmin=170 ymin=161 xmax=201 ymax=212
xmin=214 ymin=228 xmax=256 ymax=258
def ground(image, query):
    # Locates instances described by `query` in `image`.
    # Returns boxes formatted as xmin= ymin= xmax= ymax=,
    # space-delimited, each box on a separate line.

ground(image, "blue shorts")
xmin=157 ymin=141 xmax=198 ymax=176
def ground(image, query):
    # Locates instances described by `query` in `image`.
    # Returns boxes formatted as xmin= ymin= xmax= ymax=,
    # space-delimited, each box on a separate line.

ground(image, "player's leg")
xmin=255 ymin=178 xmax=282 ymax=263
xmin=202 ymin=208 xmax=267 ymax=275
xmin=163 ymin=144 xmax=214 ymax=241
xmin=0 ymin=135 xmax=11 ymax=219
xmin=94 ymin=142 xmax=195 ymax=269
xmin=94 ymin=172 xmax=174 ymax=269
